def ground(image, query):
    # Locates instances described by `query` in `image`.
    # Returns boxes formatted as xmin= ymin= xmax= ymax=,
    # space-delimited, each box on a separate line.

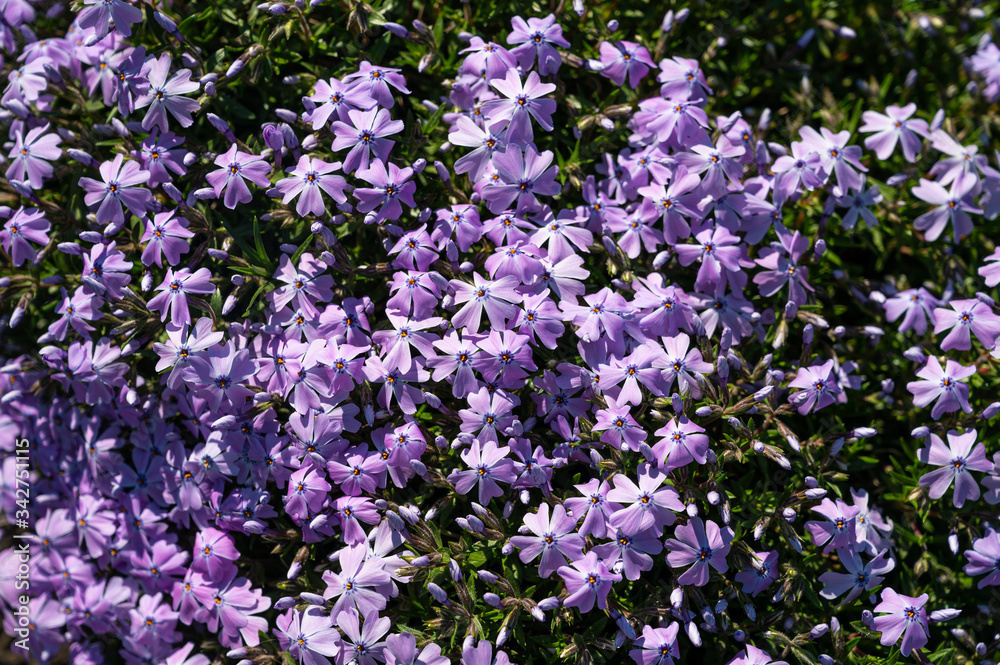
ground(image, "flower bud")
xmin=930 ymin=609 xmax=961 ymax=622
xmin=484 ymin=592 xmax=501 ymax=608
xmin=911 ymin=426 xmax=930 ymax=438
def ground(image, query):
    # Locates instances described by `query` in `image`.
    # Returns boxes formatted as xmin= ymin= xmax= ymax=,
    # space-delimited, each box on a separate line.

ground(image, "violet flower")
xmin=1 ymin=207 xmax=49 ymax=266
xmin=78 ymin=0 xmax=143 ymax=39
xmin=206 ymin=144 xmax=272 ymax=209
xmin=331 ymin=108 xmax=403 ymax=173
xmin=664 ymin=517 xmax=734 ymax=587
xmin=6 ymin=123 xmax=61 ymax=189
xmin=147 ymin=267 xmax=216 ymax=327
xmin=788 ymin=359 xmax=842 ymax=415
xmin=804 ymin=498 xmax=860 ymax=554
xmin=308 ymin=77 xmax=374 ymax=129
xmin=917 ymin=429 xmax=992 ymax=508
xmin=507 ymin=14 xmax=570 ymax=76
xmin=556 ymin=551 xmax=622 ymax=612
xmin=912 ymin=172 xmax=982 ymax=243
xmin=446 ymin=439 xmax=517 ymax=504
xmin=484 ymin=144 xmax=560 ymax=214
xmin=322 ymin=544 xmax=392 ymax=616
xmin=140 ymin=209 xmax=193 ymax=267
xmin=859 ymin=103 xmax=929 ymax=162
xmin=753 ymin=224 xmax=813 ymax=306
xmin=906 ymin=356 xmax=974 ymax=419
xmin=78 ymin=154 xmax=152 ymax=227
xmin=932 ymin=298 xmax=1000 ymax=351
xmin=734 ymin=550 xmax=780 ymax=598
xmin=509 ymin=503 xmax=585 ymax=578
xmin=460 ymin=640 xmax=513 ymax=665
xmin=725 ymin=645 xmax=788 ymax=665
xmin=872 ymin=588 xmax=929 ymax=656
xmin=450 ymin=273 xmax=522 ymax=332
xmin=818 ymin=548 xmax=895 ymax=603
xmin=275 ymin=156 xmax=349 ymax=217
xmin=607 ymin=463 xmax=683 ymax=535
xmin=597 ymin=41 xmax=655 ymax=88
xmin=344 ymin=61 xmax=410 ymax=109
xmin=274 ymin=607 xmax=343 ymax=665
xmin=654 ymin=333 xmax=713 ymax=399
xmin=592 ymin=396 xmax=647 ymax=451
xmin=963 ymin=528 xmax=1000 ymax=588
xmin=354 ymin=161 xmax=417 ymax=223
xmin=884 ymin=287 xmax=941 ymax=335
xmin=136 ymin=55 xmax=201 ymax=131
xmin=653 ymin=416 xmax=709 ymax=469
xmin=482 ymin=69 xmax=556 ymax=145
xmin=629 ymin=623 xmax=680 ymax=665
xmin=449 ymin=115 xmax=506 ymax=181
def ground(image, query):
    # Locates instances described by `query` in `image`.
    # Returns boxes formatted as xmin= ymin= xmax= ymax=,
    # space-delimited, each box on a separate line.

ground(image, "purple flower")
xmin=322 ymin=544 xmax=392 ymax=616
xmin=933 ymin=298 xmax=1000 ymax=351
xmin=332 ymin=108 xmax=403 ymax=173
xmin=654 ymin=332 xmax=713 ymax=398
xmin=49 ymin=286 xmax=102 ymax=341
xmin=884 ymin=287 xmax=941 ymax=335
xmin=428 ymin=331 xmax=480 ymax=398
xmin=664 ymin=517 xmax=733 ymax=586
xmin=182 ymin=340 xmax=256 ymax=410
xmin=515 ymin=291 xmax=567 ymax=349
xmin=725 ymin=645 xmax=788 ymax=665
xmin=565 ymin=478 xmax=620 ymax=539
xmin=78 ymin=154 xmax=152 ymax=226
xmin=594 ymin=527 xmax=662 ymax=581
xmin=336 ymin=609 xmax=391 ymax=665
xmin=804 ymin=498 xmax=860 ymax=554
xmin=819 ymin=548 xmax=894 ymax=603
xmin=327 ymin=448 xmax=387 ymax=497
xmin=433 ymin=204 xmax=484 ymax=252
xmin=482 ymin=69 xmax=556 ymax=145
xmin=674 ymin=225 xmax=743 ymax=293
xmin=460 ymin=640 xmax=513 ymax=665
xmin=385 ymin=632 xmax=449 ymax=665
xmin=656 ymin=56 xmax=712 ymax=101
xmin=788 ymin=359 xmax=842 ymax=415
xmin=140 ymin=209 xmax=194 ymax=267
xmin=136 ymin=55 xmax=201 ymax=132
xmin=598 ymin=344 xmax=663 ymax=406
xmin=557 ymin=551 xmax=622 ymax=612
xmin=475 ymin=329 xmax=536 ymax=389
xmin=138 ymin=131 xmax=189 ymax=187
xmin=531 ymin=208 xmax=593 ymax=264
xmin=447 ymin=439 xmax=517 ymax=504
xmin=653 ymin=416 xmax=709 ymax=469
xmin=506 ymin=14 xmax=570 ymax=76
xmin=859 ymin=103 xmax=929 ymax=162
xmin=275 ymin=156 xmax=349 ymax=217
xmin=980 ymin=248 xmax=1000 ymax=287
xmin=674 ymin=140 xmax=745 ymax=200
xmin=872 ymin=588 xmax=929 ymax=656
xmin=771 ymin=142 xmax=824 ymax=205
xmin=78 ymin=0 xmax=143 ymax=39
xmin=6 ymin=123 xmax=61 ymax=189
xmin=636 ymin=167 xmax=701 ymax=244
xmin=835 ymin=181 xmax=883 ymax=230
xmin=593 ymin=396 xmax=647 ymax=452
xmin=796 ymin=126 xmax=868 ymax=194
xmin=354 ymin=161 xmax=417 ymax=223
xmin=906 ymin=356 xmax=974 ymax=419
xmin=450 ymin=273 xmax=522 ymax=332
xmin=449 ymin=115 xmax=506 ymax=182
xmin=607 ymin=462 xmax=683 ymax=535
xmin=629 ymin=623 xmax=680 ymax=665
xmin=307 ymin=77 xmax=374 ymax=130
xmin=1 ymin=207 xmax=49 ymax=266
xmin=206 ymin=144 xmax=272 ymax=209
xmin=344 ymin=61 xmax=410 ymax=109
xmin=275 ymin=607 xmax=343 ymax=665
xmin=362 ymin=355 xmax=429 ymax=414
xmin=962 ymin=528 xmax=1000 ymax=588
xmin=510 ymin=503 xmax=585 ymax=577
xmin=561 ymin=287 xmax=632 ymax=344
xmin=753 ymin=224 xmax=814 ymax=306
xmin=485 ymin=144 xmax=560 ymax=214
xmin=597 ymin=41 xmax=655 ymax=88
xmin=147 ymin=267 xmax=216 ymax=327
xmin=912 ymin=172 xmax=982 ymax=243
xmin=917 ymin=429 xmax=992 ymax=508
xmin=734 ymin=550 xmax=780 ymax=598
xmin=82 ymin=241 xmax=133 ymax=298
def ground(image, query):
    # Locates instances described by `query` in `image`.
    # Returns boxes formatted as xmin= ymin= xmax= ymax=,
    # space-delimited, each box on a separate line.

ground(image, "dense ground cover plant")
xmin=2 ymin=1 xmax=1000 ymax=664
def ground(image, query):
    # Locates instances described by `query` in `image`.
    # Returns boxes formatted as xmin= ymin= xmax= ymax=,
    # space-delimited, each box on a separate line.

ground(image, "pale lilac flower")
xmin=307 ymin=77 xmax=374 ymax=129
xmin=796 ymin=126 xmax=868 ymax=193
xmin=599 ymin=344 xmax=663 ymax=406
xmin=835 ymin=181 xmax=883 ymax=229
xmin=78 ymin=0 xmax=143 ymax=39
xmin=557 ymin=551 xmax=622 ymax=612
xmin=354 ymin=161 xmax=417 ymax=223
xmin=275 ymin=607 xmax=343 ymax=665
xmin=344 ymin=61 xmax=410 ymax=109
xmin=136 ymin=55 xmax=201 ymax=131
xmin=531 ymin=208 xmax=593 ymax=264
xmin=506 ymin=14 xmax=570 ymax=76
xmin=607 ymin=463 xmax=683 ymax=535
xmin=322 ymin=544 xmax=391 ymax=616
xmin=734 ymin=550 xmax=780 ymax=598
xmin=331 ymin=108 xmax=403 ymax=173
xmin=906 ymin=357 xmax=974 ymax=419
xmin=636 ymin=167 xmax=701 ymax=244
xmin=654 ymin=333 xmax=712 ymax=398
xmin=140 ymin=209 xmax=193 ymax=267
xmin=629 ymin=623 xmax=680 ymax=665
xmin=664 ymin=517 xmax=734 ymax=587
xmin=78 ymin=154 xmax=152 ymax=226
xmin=6 ymin=124 xmax=61 ymax=189
xmin=933 ymin=298 xmax=1000 ymax=351
xmin=674 ymin=140 xmax=745 ymax=200
xmin=962 ymin=528 xmax=1000 ymax=588
xmin=653 ymin=416 xmax=709 ymax=469
xmin=594 ymin=527 xmax=662 ymax=581
xmin=449 ymin=115 xmax=506 ymax=181
xmin=656 ymin=56 xmax=712 ymax=100
xmin=980 ymin=248 xmax=1000 ymax=287
xmin=207 ymin=144 xmax=272 ymax=208
xmin=460 ymin=640 xmax=513 ymax=665
xmin=450 ymin=273 xmax=522 ymax=332
xmin=565 ymin=478 xmax=620 ymax=539
xmin=485 ymin=144 xmax=560 ymax=214
xmin=859 ymin=103 xmax=929 ymax=162
xmin=819 ymin=548 xmax=895 ymax=603
xmin=771 ymin=142 xmax=824 ymax=204
xmin=482 ymin=69 xmax=556 ymax=145
xmin=384 ymin=632 xmax=449 ymax=665
xmin=597 ymin=41 xmax=655 ymax=88
xmin=912 ymin=172 xmax=982 ymax=243
xmin=509 ymin=503 xmax=585 ymax=578
xmin=275 ymin=156 xmax=349 ymax=217
xmin=788 ymin=359 xmax=842 ymax=415
xmin=460 ymin=37 xmax=519 ymax=85
xmin=917 ymin=429 xmax=992 ymax=508
xmin=458 ymin=387 xmax=517 ymax=444
xmin=147 ymin=267 xmax=216 ymax=327
xmin=872 ymin=589 xmax=929 ymax=656
xmin=674 ymin=225 xmax=743 ymax=293
xmin=928 ymin=129 xmax=988 ymax=184
xmin=1 ymin=207 xmax=49 ymax=266
xmin=593 ymin=395 xmax=646 ymax=451
xmin=82 ymin=241 xmax=133 ymax=299
xmin=49 ymin=286 xmax=102 ymax=341
xmin=884 ymin=287 xmax=941 ymax=335
xmin=446 ymin=439 xmax=517 ymax=504
xmin=269 ymin=253 xmax=334 ymax=318
xmin=753 ymin=224 xmax=813 ymax=306
xmin=804 ymin=498 xmax=860 ymax=554
xmin=725 ymin=645 xmax=788 ymax=665
xmin=433 ymin=204 xmax=483 ymax=252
